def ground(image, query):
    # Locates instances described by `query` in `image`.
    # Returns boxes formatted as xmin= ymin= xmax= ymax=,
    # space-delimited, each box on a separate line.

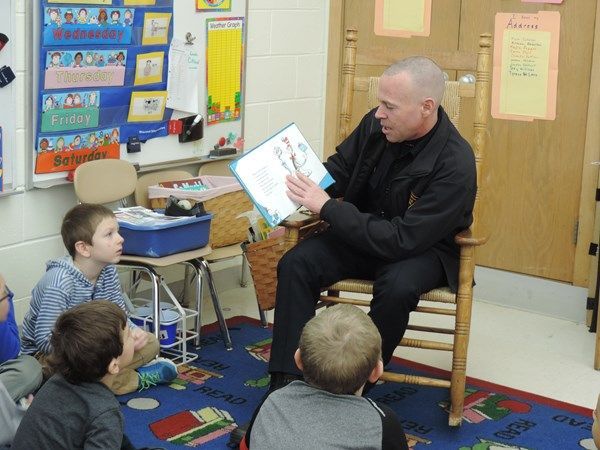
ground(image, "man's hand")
xmin=131 ymin=326 xmax=148 ymax=351
xmin=286 ymin=172 xmax=330 ymax=214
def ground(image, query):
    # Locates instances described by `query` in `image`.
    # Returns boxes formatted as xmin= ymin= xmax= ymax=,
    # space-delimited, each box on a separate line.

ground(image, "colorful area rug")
xmin=119 ymin=316 xmax=595 ymax=449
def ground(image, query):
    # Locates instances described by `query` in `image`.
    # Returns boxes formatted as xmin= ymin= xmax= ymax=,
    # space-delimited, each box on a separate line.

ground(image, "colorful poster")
xmin=142 ymin=12 xmax=171 ymax=46
xmin=128 ymin=90 xmax=168 ymax=122
xmin=374 ymin=0 xmax=431 ymax=38
xmin=44 ymin=49 xmax=127 ymax=89
xmin=43 ymin=7 xmax=135 ymax=46
xmin=206 ymin=17 xmax=243 ymax=125
xmin=49 ymin=0 xmax=113 ymax=4
xmin=35 ymin=127 xmax=120 ymax=174
xmin=197 ymin=0 xmax=231 ymax=12
xmin=134 ymin=51 xmax=164 ymax=85
xmin=492 ymin=11 xmax=560 ymax=121
xmin=41 ymin=90 xmax=100 ymax=132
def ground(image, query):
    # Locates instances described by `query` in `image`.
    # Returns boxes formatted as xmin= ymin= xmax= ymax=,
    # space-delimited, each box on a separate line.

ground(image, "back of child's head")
xmin=48 ymin=300 xmax=126 ymax=384
xmin=61 ymin=203 xmax=115 ymax=258
xmin=299 ymin=304 xmax=381 ymax=395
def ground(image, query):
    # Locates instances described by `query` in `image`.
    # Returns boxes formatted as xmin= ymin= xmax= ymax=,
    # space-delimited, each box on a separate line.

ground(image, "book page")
xmin=230 ymin=123 xmax=334 ymax=227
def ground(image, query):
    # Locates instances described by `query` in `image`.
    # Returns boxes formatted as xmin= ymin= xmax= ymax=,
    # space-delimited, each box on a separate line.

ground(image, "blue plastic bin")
xmin=131 ymin=306 xmax=181 ymax=346
xmin=118 ymin=213 xmax=212 ymax=257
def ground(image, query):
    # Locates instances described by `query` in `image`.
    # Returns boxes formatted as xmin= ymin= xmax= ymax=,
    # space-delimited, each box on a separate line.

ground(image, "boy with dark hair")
xmin=245 ymin=304 xmax=409 ymax=449
xmin=21 ymin=203 xmax=177 ymax=394
xmin=0 ymin=274 xmax=43 ymax=446
xmin=13 ymin=301 xmax=134 ymax=449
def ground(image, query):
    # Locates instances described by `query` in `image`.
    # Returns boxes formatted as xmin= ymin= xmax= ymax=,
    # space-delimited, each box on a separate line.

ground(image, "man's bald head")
xmin=383 ymin=57 xmax=446 ymax=107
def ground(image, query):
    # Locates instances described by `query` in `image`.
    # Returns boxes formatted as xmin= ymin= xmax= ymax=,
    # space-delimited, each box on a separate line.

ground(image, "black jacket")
xmin=320 ymin=107 xmax=476 ymax=291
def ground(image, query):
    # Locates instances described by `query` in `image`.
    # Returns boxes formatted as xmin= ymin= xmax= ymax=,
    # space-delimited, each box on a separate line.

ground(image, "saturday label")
xmin=35 ymin=127 xmax=121 ymax=174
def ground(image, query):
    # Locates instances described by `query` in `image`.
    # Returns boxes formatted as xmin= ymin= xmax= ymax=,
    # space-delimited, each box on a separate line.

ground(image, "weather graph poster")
xmin=206 ymin=17 xmax=243 ymax=126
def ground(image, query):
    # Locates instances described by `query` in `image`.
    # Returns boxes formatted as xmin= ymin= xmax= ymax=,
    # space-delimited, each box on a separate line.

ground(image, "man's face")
xmin=374 ymin=72 xmax=425 ymax=143
xmin=87 ymin=217 xmax=124 ymax=264
xmin=0 ymin=276 xmax=10 ymax=322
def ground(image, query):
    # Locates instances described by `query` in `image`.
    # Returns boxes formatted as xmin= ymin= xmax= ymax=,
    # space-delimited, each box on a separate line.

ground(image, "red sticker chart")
xmin=206 ymin=17 xmax=244 ymax=125
xmin=44 ymin=49 xmax=127 ymax=89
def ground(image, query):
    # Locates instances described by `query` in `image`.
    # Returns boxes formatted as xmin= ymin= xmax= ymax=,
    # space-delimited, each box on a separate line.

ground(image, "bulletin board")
xmin=0 ymin=0 xmax=17 ymax=194
xmin=31 ymin=0 xmax=247 ymax=188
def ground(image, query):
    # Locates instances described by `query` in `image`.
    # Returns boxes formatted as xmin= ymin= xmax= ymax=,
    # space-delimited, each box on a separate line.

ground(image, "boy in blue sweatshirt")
xmin=20 ymin=203 xmax=177 ymax=395
xmin=0 ymin=273 xmax=43 ymax=445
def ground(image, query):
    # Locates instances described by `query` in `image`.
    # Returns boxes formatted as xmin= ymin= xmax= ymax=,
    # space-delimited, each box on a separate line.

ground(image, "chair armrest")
xmin=282 ymin=212 xmax=327 ymax=249
xmin=455 ymin=228 xmax=488 ymax=247
xmin=282 ymin=211 xmax=321 ymax=229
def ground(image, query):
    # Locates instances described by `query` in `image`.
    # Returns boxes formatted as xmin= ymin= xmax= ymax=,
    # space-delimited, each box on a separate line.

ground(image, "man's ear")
xmin=368 ymin=359 xmax=384 ymax=383
xmin=107 ymin=357 xmax=120 ymax=376
xmin=293 ymin=348 xmax=303 ymax=372
xmin=74 ymin=240 xmax=91 ymax=258
xmin=421 ymin=98 xmax=436 ymax=117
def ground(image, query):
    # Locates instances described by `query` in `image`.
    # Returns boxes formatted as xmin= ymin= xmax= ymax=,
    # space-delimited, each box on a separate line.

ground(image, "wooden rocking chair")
xmin=282 ymin=29 xmax=492 ymax=426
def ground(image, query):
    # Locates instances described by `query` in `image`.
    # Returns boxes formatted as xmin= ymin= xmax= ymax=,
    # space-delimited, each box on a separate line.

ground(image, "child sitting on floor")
xmin=13 ymin=301 xmax=139 ymax=449
xmin=0 ymin=273 xmax=43 ymax=446
xmin=244 ymin=304 xmax=409 ymax=449
xmin=20 ymin=203 xmax=177 ymax=394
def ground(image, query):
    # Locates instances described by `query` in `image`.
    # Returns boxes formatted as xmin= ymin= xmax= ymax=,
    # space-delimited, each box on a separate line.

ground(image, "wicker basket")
xmin=243 ymin=237 xmax=287 ymax=311
xmin=148 ymin=175 xmax=253 ymax=249
xmin=150 ymin=191 xmax=252 ymax=248
xmin=243 ymin=216 xmax=328 ymax=311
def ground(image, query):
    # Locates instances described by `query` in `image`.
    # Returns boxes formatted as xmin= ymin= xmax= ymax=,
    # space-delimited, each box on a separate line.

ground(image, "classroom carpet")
xmin=119 ymin=316 xmax=596 ymax=450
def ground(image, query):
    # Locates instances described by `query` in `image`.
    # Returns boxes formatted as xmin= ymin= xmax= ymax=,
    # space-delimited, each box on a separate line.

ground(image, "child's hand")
xmin=131 ymin=326 xmax=149 ymax=351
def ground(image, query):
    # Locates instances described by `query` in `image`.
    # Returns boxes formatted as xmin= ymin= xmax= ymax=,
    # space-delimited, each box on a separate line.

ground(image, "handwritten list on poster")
xmin=492 ymin=12 xmax=560 ymax=121
xmin=500 ymin=30 xmax=550 ymax=117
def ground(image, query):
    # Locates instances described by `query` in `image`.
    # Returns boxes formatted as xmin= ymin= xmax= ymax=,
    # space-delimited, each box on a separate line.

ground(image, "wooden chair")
xmin=285 ymin=29 xmax=492 ymax=426
xmin=73 ymin=160 xmax=233 ymax=362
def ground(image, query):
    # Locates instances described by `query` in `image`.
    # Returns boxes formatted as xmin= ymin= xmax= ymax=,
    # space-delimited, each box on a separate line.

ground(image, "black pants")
xmin=268 ymin=231 xmax=447 ymax=375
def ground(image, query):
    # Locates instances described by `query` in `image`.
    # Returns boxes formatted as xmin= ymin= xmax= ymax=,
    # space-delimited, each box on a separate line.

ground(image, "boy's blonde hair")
xmin=61 ymin=203 xmax=115 ymax=258
xmin=299 ymin=304 xmax=381 ymax=395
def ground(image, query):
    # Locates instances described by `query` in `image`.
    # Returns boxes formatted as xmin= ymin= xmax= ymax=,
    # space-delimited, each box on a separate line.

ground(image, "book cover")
xmin=229 ymin=123 xmax=334 ymax=227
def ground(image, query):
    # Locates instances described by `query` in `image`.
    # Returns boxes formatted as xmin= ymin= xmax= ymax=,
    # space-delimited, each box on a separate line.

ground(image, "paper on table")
xmin=166 ymin=38 xmax=200 ymax=114
xmin=229 ymin=123 xmax=334 ymax=227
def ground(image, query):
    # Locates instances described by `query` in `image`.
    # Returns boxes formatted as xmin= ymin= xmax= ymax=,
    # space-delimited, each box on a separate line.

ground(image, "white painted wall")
xmin=0 ymin=0 xmax=589 ymax=326
xmin=0 ymin=0 xmax=329 ymax=322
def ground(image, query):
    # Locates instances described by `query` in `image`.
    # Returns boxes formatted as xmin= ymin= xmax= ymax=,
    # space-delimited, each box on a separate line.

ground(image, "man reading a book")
xmin=262 ymin=57 xmax=477 ymax=396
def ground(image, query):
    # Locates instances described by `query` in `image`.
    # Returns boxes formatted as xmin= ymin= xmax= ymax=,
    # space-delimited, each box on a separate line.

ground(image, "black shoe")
xmin=227 ymin=422 xmax=248 ymax=448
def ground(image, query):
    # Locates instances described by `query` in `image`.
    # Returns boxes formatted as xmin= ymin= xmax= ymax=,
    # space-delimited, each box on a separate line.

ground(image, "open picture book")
xmin=229 ymin=123 xmax=334 ymax=227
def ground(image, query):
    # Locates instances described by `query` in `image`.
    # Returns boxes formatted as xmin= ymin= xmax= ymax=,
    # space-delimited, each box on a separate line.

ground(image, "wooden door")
xmin=325 ymin=0 xmax=599 ymax=285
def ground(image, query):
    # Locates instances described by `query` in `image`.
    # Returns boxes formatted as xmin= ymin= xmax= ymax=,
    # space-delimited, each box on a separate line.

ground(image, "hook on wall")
xmin=185 ymin=32 xmax=196 ymax=45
